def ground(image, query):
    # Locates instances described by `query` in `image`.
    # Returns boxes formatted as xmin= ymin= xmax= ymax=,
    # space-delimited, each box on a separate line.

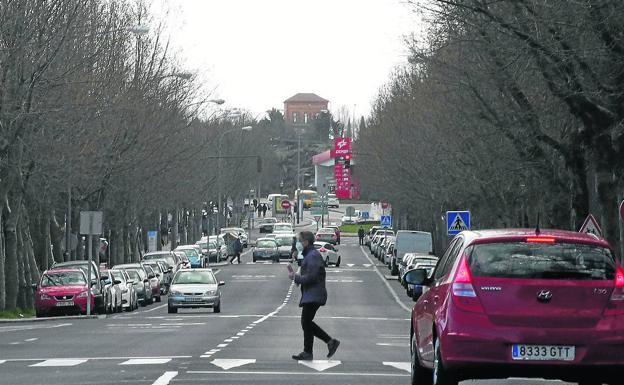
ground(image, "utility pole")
xmin=65 ymin=185 xmax=71 ymax=261
xmin=297 ymin=129 xmax=301 ymax=224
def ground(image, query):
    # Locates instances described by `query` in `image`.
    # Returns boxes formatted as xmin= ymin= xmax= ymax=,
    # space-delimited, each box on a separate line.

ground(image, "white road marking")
xmin=383 ymin=362 xmax=411 ymax=373
xmin=327 ymin=279 xmax=364 ymax=283
xmin=0 ymin=356 xmax=191 ymax=362
xmin=151 ymin=371 xmax=178 ymax=385
xmin=363 ymin=264 xmax=372 ymax=267
xmin=9 ymin=342 xmax=19 ymax=345
xmin=120 ymin=358 xmax=172 ymax=365
xmin=211 ymin=358 xmax=256 ymax=370
xmin=24 ymin=338 xmax=38 ymax=342
xmin=159 ymin=323 xmax=205 ymax=326
xmin=298 ymin=360 xmax=342 ymax=372
xmin=31 ymin=359 xmax=87 ymax=367
xmin=360 ymin=246 xmax=411 ymax=312
xmin=224 ymin=339 xmax=233 ymax=342
xmin=217 ymin=344 xmax=228 ymax=348
xmin=376 ymin=342 xmax=405 ymax=347
xmin=0 ymin=322 xmax=72 ymax=333
xmin=0 ymin=360 xmax=5 ymax=365
xmin=141 ymin=304 xmax=168 ymax=313
xmin=346 ymin=264 xmax=355 ymax=267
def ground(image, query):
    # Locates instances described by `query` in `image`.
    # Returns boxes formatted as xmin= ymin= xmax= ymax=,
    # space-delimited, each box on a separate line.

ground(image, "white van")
xmin=391 ymin=230 xmax=433 ymax=275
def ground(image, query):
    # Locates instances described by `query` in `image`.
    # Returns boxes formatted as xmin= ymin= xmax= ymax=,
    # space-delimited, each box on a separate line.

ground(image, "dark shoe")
xmin=292 ymin=352 xmax=313 ymax=361
xmin=327 ymin=339 xmax=340 ymax=358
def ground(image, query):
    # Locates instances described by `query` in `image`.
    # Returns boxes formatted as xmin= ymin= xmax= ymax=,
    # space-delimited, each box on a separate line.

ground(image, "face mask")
xmin=296 ymin=241 xmax=304 ymax=253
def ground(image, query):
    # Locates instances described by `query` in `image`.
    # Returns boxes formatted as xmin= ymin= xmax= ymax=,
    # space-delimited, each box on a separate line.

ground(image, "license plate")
xmin=184 ymin=297 xmax=202 ymax=302
xmin=512 ymin=345 xmax=575 ymax=361
xmin=56 ymin=300 xmax=74 ymax=307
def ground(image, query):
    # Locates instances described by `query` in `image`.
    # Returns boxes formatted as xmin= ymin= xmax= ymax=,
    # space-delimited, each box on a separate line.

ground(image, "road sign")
xmin=620 ymin=200 xmax=624 ymax=222
xmin=80 ymin=211 xmax=103 ymax=235
xmin=346 ymin=206 xmax=356 ymax=216
xmin=147 ymin=231 xmax=158 ymax=252
xmin=361 ymin=211 xmax=369 ymax=219
xmin=579 ymin=214 xmax=603 ymax=238
xmin=281 ymin=200 xmax=291 ymax=210
xmin=381 ymin=202 xmax=389 ymax=210
xmin=381 ymin=215 xmax=392 ymax=228
xmin=313 ymin=215 xmax=322 ymax=223
xmin=447 ymin=211 xmax=470 ymax=236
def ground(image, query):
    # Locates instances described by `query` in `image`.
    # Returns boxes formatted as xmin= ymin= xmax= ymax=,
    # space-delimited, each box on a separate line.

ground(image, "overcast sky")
xmin=151 ymin=0 xmax=419 ymax=119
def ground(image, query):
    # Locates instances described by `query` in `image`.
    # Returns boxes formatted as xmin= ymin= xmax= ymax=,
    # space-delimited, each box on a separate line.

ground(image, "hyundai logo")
xmin=537 ymin=290 xmax=553 ymax=303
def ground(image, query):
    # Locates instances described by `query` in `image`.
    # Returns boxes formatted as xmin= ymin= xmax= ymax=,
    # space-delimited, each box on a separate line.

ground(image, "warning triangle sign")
xmin=579 ymin=214 xmax=603 ymax=238
xmin=449 ymin=213 xmax=468 ymax=231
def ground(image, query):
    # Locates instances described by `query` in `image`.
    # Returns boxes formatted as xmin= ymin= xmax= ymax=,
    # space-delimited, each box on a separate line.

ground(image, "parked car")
xmin=314 ymin=241 xmax=341 ymax=267
xmin=391 ymin=230 xmax=433 ymax=275
xmin=142 ymin=261 xmax=168 ymax=294
xmin=341 ymin=215 xmax=357 ymax=225
xmin=143 ymin=251 xmax=181 ymax=273
xmin=109 ymin=268 xmax=137 ymax=311
xmin=173 ymin=251 xmax=191 ymax=269
xmin=326 ymin=193 xmax=339 ymax=208
xmin=407 ymin=229 xmax=624 ymax=385
xmin=324 ymin=225 xmax=341 ymax=245
xmin=378 ymin=236 xmax=395 ymax=262
xmin=258 ymin=217 xmax=278 ymax=233
xmin=209 ymin=235 xmax=228 ymax=261
xmin=114 ymin=264 xmax=153 ymax=306
xmin=274 ymin=233 xmax=296 ymax=259
xmin=51 ymin=261 xmax=105 ymax=314
xmin=404 ymin=259 xmax=437 ymax=297
xmin=175 ymin=245 xmax=204 ymax=268
xmin=365 ymin=226 xmax=382 ymax=248
xmin=142 ymin=264 xmax=162 ymax=302
xmin=168 ymin=268 xmax=224 ymax=313
xmin=383 ymin=242 xmax=396 ymax=267
xmin=316 ymin=228 xmax=338 ymax=245
xmin=253 ymin=238 xmax=280 ymax=263
xmin=34 ymin=268 xmax=95 ymax=317
xmin=100 ymin=269 xmax=123 ymax=313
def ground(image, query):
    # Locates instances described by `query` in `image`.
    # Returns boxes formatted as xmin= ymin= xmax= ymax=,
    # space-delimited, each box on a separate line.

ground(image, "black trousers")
xmin=358 ymin=237 xmax=364 ymax=245
xmin=301 ymin=303 xmax=331 ymax=354
xmin=229 ymin=252 xmax=240 ymax=263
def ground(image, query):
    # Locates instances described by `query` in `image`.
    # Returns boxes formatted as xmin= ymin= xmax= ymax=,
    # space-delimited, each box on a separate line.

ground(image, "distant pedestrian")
xmin=288 ymin=231 xmax=340 ymax=361
xmin=262 ymin=204 xmax=267 ymax=217
xmin=358 ymin=226 xmax=365 ymax=245
xmin=229 ymin=235 xmax=243 ymax=264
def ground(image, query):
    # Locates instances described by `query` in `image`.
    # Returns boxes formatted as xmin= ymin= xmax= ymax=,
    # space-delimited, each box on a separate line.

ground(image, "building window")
xmin=293 ymin=112 xmax=299 ymax=123
xmin=304 ymin=112 xmax=309 ymax=124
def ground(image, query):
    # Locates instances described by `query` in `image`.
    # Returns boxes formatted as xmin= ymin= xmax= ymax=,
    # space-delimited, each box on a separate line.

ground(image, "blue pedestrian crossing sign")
xmin=447 ymin=211 xmax=470 ymax=236
xmin=380 ymin=215 xmax=392 ymax=228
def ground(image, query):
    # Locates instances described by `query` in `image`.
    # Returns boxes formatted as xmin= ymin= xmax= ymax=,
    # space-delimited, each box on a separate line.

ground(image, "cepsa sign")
xmin=333 ymin=137 xmax=351 ymax=156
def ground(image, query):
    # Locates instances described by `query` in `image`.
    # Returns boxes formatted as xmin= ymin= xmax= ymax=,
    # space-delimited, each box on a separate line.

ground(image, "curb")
xmin=0 ymin=314 xmax=106 ymax=324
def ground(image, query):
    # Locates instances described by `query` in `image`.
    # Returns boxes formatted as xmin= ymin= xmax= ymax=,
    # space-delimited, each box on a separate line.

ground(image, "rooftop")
xmin=284 ymin=93 xmax=329 ymax=103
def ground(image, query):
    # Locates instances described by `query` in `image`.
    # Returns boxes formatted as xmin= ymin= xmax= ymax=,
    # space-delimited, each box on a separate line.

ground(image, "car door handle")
xmin=433 ymin=295 xmax=440 ymax=304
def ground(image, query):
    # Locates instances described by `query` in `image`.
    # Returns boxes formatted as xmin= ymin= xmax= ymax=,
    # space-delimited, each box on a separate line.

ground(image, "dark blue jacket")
xmin=294 ymin=246 xmax=327 ymax=307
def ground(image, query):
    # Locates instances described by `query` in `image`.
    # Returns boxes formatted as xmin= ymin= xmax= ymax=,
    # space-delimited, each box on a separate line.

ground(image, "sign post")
xmin=447 ymin=211 xmax=470 ymax=236
xmin=620 ymin=200 xmax=624 ymax=222
xmin=147 ymin=231 xmax=158 ymax=252
xmin=381 ymin=215 xmax=392 ymax=229
xmin=80 ymin=211 xmax=103 ymax=316
xmin=579 ymin=213 xmax=603 ymax=238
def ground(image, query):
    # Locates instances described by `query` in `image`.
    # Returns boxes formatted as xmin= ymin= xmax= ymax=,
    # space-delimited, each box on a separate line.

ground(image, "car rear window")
xmin=257 ymin=240 xmax=277 ymax=248
xmin=466 ymin=242 xmax=616 ymax=280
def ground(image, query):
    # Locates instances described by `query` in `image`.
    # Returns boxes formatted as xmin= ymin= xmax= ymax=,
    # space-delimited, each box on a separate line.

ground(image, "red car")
xmin=34 ymin=268 xmax=95 ymax=317
xmin=406 ymin=229 xmax=623 ymax=385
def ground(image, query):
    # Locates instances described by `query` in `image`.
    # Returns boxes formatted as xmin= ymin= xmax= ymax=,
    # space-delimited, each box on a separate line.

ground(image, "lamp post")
xmin=216 ymin=125 xmax=253 ymax=234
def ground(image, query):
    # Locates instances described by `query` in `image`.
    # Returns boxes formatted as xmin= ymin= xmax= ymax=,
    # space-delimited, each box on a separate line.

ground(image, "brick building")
xmin=283 ymin=93 xmax=329 ymax=124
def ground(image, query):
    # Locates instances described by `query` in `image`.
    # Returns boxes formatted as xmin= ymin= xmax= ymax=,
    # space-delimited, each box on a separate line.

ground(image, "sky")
xmin=150 ymin=0 xmax=420 ymax=119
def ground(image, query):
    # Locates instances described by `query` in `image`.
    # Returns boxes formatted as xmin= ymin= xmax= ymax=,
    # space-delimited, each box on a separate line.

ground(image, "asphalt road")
xmin=0 ymin=209 xmax=582 ymax=385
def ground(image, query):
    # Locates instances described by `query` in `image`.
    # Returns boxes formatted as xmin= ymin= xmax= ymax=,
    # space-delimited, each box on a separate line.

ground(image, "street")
xmin=0 ymin=211 xmax=581 ymax=385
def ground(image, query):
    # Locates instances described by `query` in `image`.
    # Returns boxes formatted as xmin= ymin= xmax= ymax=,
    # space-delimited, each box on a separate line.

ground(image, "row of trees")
xmin=358 ymin=0 xmax=624 ymax=254
xmin=0 ymin=0 xmax=272 ymax=312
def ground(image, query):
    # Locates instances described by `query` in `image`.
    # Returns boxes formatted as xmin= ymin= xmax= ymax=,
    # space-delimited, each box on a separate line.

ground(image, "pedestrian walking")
xmin=358 ymin=226 xmax=365 ymax=245
xmin=288 ymin=231 xmax=340 ymax=361
xmin=229 ymin=235 xmax=243 ymax=264
xmin=262 ymin=204 xmax=267 ymax=218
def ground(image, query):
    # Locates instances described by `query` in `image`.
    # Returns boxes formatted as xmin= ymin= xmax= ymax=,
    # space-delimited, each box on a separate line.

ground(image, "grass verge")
xmin=339 ymin=223 xmax=376 ymax=233
xmin=0 ymin=308 xmax=35 ymax=319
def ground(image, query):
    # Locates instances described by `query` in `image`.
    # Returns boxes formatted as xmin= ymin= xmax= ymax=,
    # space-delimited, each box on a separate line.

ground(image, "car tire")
xmin=411 ymin=334 xmax=432 ymax=385
xmin=213 ymin=301 xmax=221 ymax=313
xmin=252 ymin=258 xmax=256 ymax=263
xmin=325 ymin=257 xmax=329 ymax=267
xmin=140 ymin=299 xmax=146 ymax=307
xmin=433 ymin=339 xmax=458 ymax=385
xmin=156 ymin=295 xmax=162 ymax=303
xmin=168 ymin=306 xmax=177 ymax=314
xmin=335 ymin=256 xmax=341 ymax=268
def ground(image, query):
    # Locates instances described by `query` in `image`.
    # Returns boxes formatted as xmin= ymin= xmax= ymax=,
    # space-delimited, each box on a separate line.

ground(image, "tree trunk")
xmin=50 ymin=211 xmax=64 ymax=263
xmin=0 ymin=212 xmax=5 ymax=311
xmin=3 ymin=192 xmax=22 ymax=310
xmin=16 ymin=227 xmax=26 ymax=309
xmin=171 ymin=207 xmax=178 ymax=250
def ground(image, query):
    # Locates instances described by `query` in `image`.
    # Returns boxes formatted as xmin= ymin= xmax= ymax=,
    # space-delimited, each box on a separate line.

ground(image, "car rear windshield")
xmin=41 ymin=271 xmax=86 ymax=287
xmin=275 ymin=237 xmax=293 ymax=246
xmin=144 ymin=253 xmax=170 ymax=260
xmin=466 ymin=242 xmax=616 ymax=280
xmin=397 ymin=232 xmax=432 ymax=254
xmin=173 ymin=271 xmax=216 ymax=285
xmin=273 ymin=224 xmax=292 ymax=232
xmin=257 ymin=240 xmax=277 ymax=248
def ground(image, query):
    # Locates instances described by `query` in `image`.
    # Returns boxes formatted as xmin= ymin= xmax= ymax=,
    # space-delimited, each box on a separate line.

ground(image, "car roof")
xmin=273 ymin=222 xmax=292 ymax=226
xmin=257 ymin=238 xmax=277 ymax=241
xmin=275 ymin=233 xmax=295 ymax=238
xmin=45 ymin=268 xmax=83 ymax=274
xmin=461 ymin=229 xmax=611 ymax=248
xmin=396 ymin=230 xmax=431 ymax=235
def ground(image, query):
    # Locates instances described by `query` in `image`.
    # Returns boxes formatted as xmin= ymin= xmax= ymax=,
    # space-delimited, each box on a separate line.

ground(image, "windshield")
xmin=275 ymin=237 xmax=294 ymax=246
xmin=126 ymin=268 xmax=146 ymax=280
xmin=257 ymin=240 xmax=277 ymax=248
xmin=173 ymin=271 xmax=216 ymax=285
xmin=273 ymin=224 xmax=292 ymax=232
xmin=109 ymin=270 xmax=125 ymax=283
xmin=41 ymin=272 xmax=86 ymax=287
xmin=467 ymin=242 xmax=616 ymax=280
xmin=179 ymin=249 xmax=200 ymax=259
xmin=125 ymin=270 xmax=141 ymax=282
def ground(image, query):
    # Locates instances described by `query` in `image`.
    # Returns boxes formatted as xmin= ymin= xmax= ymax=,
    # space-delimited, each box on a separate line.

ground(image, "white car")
xmin=327 ymin=194 xmax=339 ymax=208
xmin=272 ymin=222 xmax=294 ymax=234
xmin=109 ymin=269 xmax=137 ymax=311
xmin=341 ymin=215 xmax=356 ymax=225
xmin=259 ymin=217 xmax=278 ymax=233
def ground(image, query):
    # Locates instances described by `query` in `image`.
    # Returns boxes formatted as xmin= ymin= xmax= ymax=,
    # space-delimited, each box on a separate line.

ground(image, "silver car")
xmin=274 ymin=233 xmax=296 ymax=259
xmin=168 ymin=269 xmax=224 ymax=314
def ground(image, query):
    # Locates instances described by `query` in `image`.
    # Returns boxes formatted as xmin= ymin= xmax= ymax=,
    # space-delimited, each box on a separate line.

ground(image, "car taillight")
xmin=526 ymin=236 xmax=555 ymax=244
xmin=605 ymin=266 xmax=624 ymax=316
xmin=451 ymin=256 xmax=484 ymax=313
xmin=316 ymin=235 xmax=320 ymax=240
xmin=319 ymin=247 xmax=327 ymax=252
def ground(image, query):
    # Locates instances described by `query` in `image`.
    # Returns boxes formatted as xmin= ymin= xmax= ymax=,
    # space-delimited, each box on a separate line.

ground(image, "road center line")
xmin=359 ymin=246 xmax=411 ymax=312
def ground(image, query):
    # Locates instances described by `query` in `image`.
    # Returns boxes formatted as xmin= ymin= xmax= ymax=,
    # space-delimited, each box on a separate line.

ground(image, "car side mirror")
xmin=114 ymin=280 xmax=122 ymax=285
xmin=31 ymin=283 xmax=38 ymax=290
xmin=403 ymin=269 xmax=429 ymax=286
xmin=100 ymin=275 xmax=109 ymax=281
xmin=218 ymin=281 xmax=225 ymax=286
xmin=91 ymin=280 xmax=98 ymax=287
xmin=148 ymin=273 xmax=155 ymax=279
xmin=156 ymin=273 xmax=160 ymax=278
xmin=143 ymin=279 xmax=149 ymax=283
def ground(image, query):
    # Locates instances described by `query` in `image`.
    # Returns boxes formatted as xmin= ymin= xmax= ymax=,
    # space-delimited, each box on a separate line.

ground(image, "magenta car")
xmin=34 ymin=268 xmax=95 ymax=317
xmin=407 ymin=229 xmax=623 ymax=385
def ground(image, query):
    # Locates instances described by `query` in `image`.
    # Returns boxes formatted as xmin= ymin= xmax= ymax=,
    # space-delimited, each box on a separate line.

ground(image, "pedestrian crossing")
xmin=0 ymin=356 xmax=411 ymax=374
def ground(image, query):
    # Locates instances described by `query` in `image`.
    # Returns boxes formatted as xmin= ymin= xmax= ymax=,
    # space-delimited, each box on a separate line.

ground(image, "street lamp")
xmin=215 ymin=125 xmax=253 ymax=233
